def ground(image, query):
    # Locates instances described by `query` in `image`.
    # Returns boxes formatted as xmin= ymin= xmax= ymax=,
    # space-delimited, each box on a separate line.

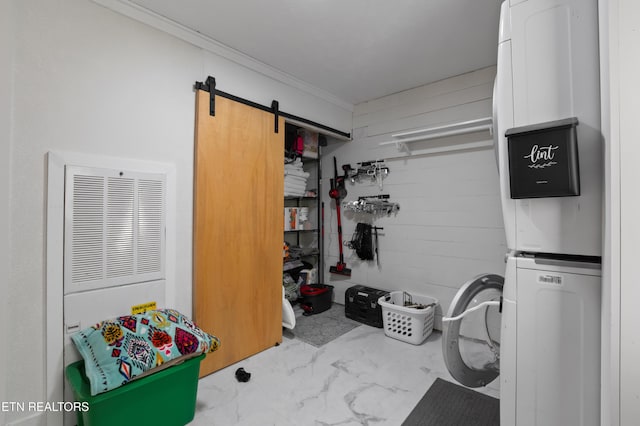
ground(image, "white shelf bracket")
xmin=395 ymin=140 xmax=409 ymax=152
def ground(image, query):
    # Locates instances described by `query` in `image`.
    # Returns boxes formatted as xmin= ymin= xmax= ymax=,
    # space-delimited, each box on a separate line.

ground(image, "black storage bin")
xmin=345 ymin=285 xmax=389 ymax=328
xmin=506 ymin=117 xmax=580 ymax=199
xmin=300 ymin=284 xmax=333 ymax=315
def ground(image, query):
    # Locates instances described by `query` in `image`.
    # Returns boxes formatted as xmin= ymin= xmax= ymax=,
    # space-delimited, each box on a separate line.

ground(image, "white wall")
xmin=1 ymin=1 xmax=13 ymax=425
xmin=322 ymin=67 xmax=506 ymax=326
xmin=5 ymin=0 xmax=351 ymax=424
xmin=602 ymin=0 xmax=640 ymax=424
xmin=616 ymin=0 xmax=640 ymax=424
xmin=600 ymin=0 xmax=619 ymax=424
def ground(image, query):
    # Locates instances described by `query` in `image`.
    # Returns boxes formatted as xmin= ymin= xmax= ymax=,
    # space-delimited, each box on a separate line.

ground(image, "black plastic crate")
xmin=345 ymin=285 xmax=389 ymax=328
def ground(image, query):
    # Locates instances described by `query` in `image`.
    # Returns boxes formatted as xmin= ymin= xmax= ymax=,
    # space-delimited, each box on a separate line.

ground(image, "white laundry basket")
xmin=378 ymin=291 xmax=438 ymax=345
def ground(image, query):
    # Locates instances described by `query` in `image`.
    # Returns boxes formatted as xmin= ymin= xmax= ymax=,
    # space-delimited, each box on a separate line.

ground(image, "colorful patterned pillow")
xmin=71 ymin=309 xmax=220 ymax=396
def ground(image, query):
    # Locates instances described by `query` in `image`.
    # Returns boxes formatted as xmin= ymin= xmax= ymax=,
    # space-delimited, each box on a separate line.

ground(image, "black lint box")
xmin=506 ymin=117 xmax=580 ymax=199
xmin=345 ymin=285 xmax=389 ymax=328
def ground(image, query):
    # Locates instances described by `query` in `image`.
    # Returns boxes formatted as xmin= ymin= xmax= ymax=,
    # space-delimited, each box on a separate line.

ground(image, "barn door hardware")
xmin=195 ymin=76 xmax=217 ymax=116
xmin=271 ymin=100 xmax=280 ymax=133
xmin=194 ymin=76 xmax=351 ymax=139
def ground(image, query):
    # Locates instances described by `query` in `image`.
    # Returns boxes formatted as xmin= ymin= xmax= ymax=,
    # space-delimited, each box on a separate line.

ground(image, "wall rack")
xmin=379 ymin=117 xmax=493 ymax=152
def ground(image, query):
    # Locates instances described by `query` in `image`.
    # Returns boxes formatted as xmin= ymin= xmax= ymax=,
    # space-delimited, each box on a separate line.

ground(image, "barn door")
xmin=194 ymin=89 xmax=284 ymax=377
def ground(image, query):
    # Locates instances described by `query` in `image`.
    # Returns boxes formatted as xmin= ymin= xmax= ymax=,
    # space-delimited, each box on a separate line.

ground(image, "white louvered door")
xmin=64 ymin=166 xmax=166 ymax=295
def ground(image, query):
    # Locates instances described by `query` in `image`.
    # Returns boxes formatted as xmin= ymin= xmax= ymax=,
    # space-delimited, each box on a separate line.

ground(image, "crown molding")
xmin=91 ymin=0 xmax=354 ymax=112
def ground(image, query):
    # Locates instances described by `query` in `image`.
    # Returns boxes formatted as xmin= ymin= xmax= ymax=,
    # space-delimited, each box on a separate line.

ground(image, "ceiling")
xmin=130 ymin=0 xmax=502 ymax=106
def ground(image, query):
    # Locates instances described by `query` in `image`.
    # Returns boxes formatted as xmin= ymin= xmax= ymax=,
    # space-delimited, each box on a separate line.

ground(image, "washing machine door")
xmin=442 ymin=273 xmax=504 ymax=388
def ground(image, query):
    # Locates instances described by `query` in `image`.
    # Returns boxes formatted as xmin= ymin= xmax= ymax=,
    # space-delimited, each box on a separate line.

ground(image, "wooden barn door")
xmin=194 ymin=89 xmax=283 ymax=377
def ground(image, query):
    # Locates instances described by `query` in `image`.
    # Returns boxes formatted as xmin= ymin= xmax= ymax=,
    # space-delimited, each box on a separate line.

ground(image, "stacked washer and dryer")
xmin=442 ymin=0 xmax=603 ymax=425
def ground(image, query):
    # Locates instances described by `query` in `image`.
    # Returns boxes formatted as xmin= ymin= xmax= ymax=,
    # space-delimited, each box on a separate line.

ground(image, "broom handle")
xmin=335 ymin=196 xmax=344 ymax=263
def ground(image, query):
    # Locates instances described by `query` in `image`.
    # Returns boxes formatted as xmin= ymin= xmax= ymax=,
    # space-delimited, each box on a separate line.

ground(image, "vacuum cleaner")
xmin=329 ymin=156 xmax=352 ymax=277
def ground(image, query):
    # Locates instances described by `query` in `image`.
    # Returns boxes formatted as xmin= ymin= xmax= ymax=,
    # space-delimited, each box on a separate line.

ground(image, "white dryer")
xmin=442 ymin=255 xmax=601 ymax=426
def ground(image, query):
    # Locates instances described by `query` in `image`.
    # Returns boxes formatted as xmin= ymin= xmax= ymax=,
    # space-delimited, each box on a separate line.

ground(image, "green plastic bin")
xmin=65 ymin=353 xmax=205 ymax=426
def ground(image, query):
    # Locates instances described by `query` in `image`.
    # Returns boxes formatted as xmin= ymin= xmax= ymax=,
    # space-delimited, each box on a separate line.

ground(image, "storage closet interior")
xmin=283 ymin=123 xmax=325 ymax=300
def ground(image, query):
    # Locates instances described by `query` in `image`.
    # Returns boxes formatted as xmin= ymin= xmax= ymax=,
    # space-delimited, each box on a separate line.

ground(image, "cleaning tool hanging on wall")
xmin=329 ymin=156 xmax=351 ymax=277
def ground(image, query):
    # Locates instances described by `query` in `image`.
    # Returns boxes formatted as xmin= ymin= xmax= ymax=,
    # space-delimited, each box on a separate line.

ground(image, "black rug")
xmin=402 ymin=378 xmax=499 ymax=426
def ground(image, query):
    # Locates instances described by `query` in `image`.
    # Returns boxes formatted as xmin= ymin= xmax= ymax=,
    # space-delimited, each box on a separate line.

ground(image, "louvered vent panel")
xmin=106 ymin=177 xmax=135 ymax=278
xmin=71 ymin=174 xmax=105 ymax=283
xmin=64 ymin=165 xmax=166 ymax=295
xmin=137 ymin=179 xmax=164 ymax=274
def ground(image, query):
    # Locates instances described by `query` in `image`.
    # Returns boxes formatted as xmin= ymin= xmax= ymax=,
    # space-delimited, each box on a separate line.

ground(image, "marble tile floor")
xmin=189 ymin=307 xmax=500 ymax=426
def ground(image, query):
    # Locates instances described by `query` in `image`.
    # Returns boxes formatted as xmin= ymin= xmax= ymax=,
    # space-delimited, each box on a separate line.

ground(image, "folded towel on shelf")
xmin=284 ymin=157 xmax=310 ymax=197
xmin=285 ymin=175 xmax=307 ymax=183
xmin=284 ymin=180 xmax=306 ymax=188
xmin=284 ymin=176 xmax=307 ymax=186
xmin=284 ymin=182 xmax=306 ymax=191
xmin=284 ymin=178 xmax=305 ymax=185
xmin=284 ymin=169 xmax=310 ymax=179
xmin=284 ymin=189 xmax=306 ymax=197
xmin=284 ymin=191 xmax=305 ymax=198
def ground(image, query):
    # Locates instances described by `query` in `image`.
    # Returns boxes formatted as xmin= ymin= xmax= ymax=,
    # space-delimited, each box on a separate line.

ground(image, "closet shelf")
xmin=284 ymin=117 xmax=351 ymax=141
